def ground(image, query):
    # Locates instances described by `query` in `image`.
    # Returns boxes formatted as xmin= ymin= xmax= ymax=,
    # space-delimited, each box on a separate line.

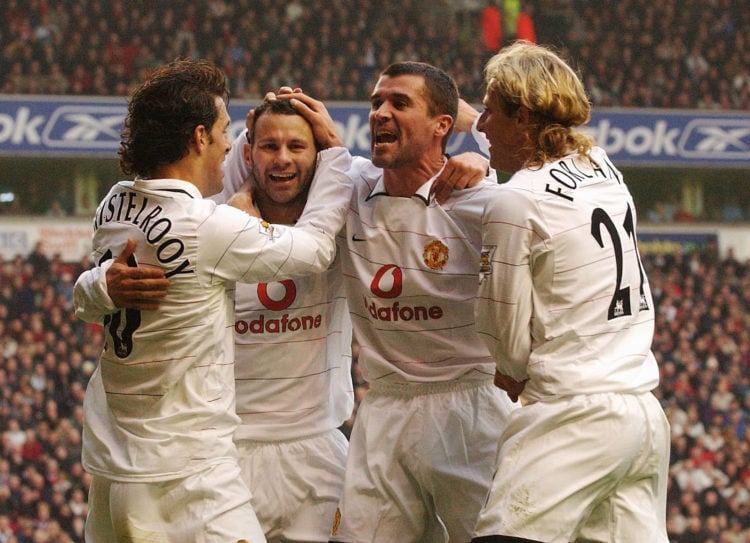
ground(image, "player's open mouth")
xmin=269 ymin=173 xmax=296 ymax=183
xmin=373 ymin=130 xmax=398 ymax=149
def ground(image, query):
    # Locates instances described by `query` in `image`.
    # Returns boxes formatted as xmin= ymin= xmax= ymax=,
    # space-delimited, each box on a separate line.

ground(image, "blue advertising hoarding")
xmin=0 ymin=95 xmax=749 ymax=167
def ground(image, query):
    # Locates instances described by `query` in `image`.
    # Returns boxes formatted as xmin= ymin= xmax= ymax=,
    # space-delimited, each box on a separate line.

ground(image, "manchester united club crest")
xmin=422 ymin=240 xmax=449 ymax=270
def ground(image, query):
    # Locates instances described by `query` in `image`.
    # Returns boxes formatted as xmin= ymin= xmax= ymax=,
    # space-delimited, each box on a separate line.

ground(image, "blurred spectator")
xmin=721 ymin=201 xmax=746 ymax=223
xmin=44 ymin=201 xmax=67 ymax=218
xmin=0 ymin=0 xmax=747 ymax=108
xmin=515 ymin=1 xmax=536 ymax=43
xmin=647 ymin=200 xmax=675 ymax=223
xmin=502 ymin=0 xmax=520 ymax=41
xmin=480 ymin=1 xmax=503 ymax=53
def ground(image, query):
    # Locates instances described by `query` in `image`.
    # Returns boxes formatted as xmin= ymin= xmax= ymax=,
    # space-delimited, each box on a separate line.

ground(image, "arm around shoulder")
xmin=295 ymin=146 xmax=353 ymax=236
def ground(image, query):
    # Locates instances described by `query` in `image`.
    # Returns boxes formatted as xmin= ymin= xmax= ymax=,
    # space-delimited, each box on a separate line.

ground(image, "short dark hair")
xmin=248 ymin=98 xmax=320 ymax=151
xmin=119 ymin=59 xmax=229 ymax=178
xmin=380 ymin=61 xmax=459 ymax=151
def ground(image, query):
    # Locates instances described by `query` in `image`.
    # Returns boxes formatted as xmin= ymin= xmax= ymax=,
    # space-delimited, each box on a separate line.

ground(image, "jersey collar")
xmin=365 ymin=160 xmax=447 ymax=206
xmin=132 ymin=178 xmax=203 ymax=199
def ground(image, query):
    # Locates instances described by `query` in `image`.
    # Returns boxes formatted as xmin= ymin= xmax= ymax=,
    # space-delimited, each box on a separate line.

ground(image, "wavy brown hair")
xmin=119 ymin=59 xmax=229 ymax=178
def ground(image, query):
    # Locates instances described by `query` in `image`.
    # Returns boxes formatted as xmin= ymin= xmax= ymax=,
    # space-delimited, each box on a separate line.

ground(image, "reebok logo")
xmin=679 ymin=119 xmax=750 ymax=159
xmin=43 ymin=105 xmax=125 ymax=149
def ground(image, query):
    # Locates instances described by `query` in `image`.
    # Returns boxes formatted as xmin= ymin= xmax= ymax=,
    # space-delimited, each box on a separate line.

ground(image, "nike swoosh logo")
xmin=351 ymin=234 xmax=366 ymax=242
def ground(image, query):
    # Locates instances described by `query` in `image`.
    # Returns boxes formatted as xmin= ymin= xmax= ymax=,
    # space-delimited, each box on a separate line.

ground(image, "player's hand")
xmin=494 ymin=370 xmax=527 ymax=403
xmin=227 ymin=180 xmax=261 ymax=218
xmin=267 ymin=89 xmax=344 ymax=150
xmin=106 ymin=239 xmax=169 ymax=310
xmin=431 ymin=152 xmax=490 ymax=204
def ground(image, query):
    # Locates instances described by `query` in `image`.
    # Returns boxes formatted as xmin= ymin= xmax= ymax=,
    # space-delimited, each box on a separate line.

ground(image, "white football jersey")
xmin=219 ymin=133 xmax=354 ymax=442
xmin=232 ymin=254 xmax=353 ymax=440
xmin=77 ymin=147 xmax=352 ymax=481
xmin=476 ymin=146 xmax=659 ymax=401
xmin=341 ymin=156 xmax=500 ymax=384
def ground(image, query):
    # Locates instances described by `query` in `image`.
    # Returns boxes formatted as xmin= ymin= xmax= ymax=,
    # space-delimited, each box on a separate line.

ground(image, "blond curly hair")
xmin=484 ymin=40 xmax=595 ymax=170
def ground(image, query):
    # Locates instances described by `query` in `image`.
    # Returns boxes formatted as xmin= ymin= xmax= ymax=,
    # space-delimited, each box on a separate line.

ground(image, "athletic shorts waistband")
xmin=368 ymin=377 xmax=494 ymax=397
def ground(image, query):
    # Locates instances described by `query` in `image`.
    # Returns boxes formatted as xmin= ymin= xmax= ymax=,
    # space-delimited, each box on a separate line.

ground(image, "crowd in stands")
xmin=0 ymin=0 xmax=748 ymax=110
xmin=0 ymin=242 xmax=749 ymax=541
xmin=648 ymin=242 xmax=750 ymax=541
xmin=0 ymin=245 xmax=98 ymax=542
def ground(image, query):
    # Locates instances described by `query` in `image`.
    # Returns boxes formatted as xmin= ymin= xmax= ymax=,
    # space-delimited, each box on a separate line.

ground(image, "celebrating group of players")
xmin=73 ymin=41 xmax=669 ymax=543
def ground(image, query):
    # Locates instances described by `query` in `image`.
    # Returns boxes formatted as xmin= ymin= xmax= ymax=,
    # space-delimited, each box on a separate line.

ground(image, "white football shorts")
xmin=331 ymin=379 xmax=516 ymax=543
xmin=473 ymin=392 xmax=670 ymax=543
xmin=236 ymin=428 xmax=348 ymax=542
xmin=85 ymin=459 xmax=266 ymax=543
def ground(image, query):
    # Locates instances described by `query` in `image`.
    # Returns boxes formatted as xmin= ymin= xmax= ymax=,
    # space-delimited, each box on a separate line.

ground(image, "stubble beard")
xmin=371 ymin=144 xmax=410 ymax=169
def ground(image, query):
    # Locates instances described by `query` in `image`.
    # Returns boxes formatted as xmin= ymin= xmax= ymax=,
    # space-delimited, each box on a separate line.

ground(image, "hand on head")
xmin=262 ymin=87 xmax=344 ymax=150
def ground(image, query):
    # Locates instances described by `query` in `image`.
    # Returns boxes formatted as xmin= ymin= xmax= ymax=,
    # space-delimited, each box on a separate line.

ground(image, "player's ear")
xmin=193 ymin=125 xmax=209 ymax=152
xmin=434 ymin=113 xmax=454 ymax=138
xmin=243 ymin=141 xmax=253 ymax=168
xmin=516 ymin=106 xmax=534 ymax=128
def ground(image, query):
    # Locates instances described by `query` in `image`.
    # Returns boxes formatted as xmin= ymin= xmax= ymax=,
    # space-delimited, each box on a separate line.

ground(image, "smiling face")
xmin=368 ymin=74 xmax=447 ymax=170
xmin=247 ymin=111 xmax=317 ymax=219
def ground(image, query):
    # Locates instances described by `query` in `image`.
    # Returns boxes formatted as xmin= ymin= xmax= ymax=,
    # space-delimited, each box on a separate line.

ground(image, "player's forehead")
xmin=254 ymin=112 xmax=314 ymax=142
xmin=371 ymin=74 xmax=426 ymax=103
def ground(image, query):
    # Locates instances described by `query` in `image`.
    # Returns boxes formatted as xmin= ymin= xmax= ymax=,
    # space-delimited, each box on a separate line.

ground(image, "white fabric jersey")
xmin=341 ymin=156 xmax=500 ymax=384
xmin=232 ymin=263 xmax=353 ymax=440
xmin=476 ymin=146 xmax=659 ymax=402
xmin=220 ymin=132 xmax=354 ymax=441
xmin=75 ymin=147 xmax=352 ymax=482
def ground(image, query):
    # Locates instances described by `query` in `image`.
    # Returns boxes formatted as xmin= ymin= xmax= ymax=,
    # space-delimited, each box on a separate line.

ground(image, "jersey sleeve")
xmin=200 ymin=146 xmax=353 ymax=284
xmin=73 ymin=260 xmax=117 ymax=323
xmin=476 ymin=186 xmax=536 ymax=381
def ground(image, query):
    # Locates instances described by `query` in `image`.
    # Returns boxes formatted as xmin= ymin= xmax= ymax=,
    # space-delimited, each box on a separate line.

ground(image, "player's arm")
xmin=203 ymin=89 xmax=352 ymax=284
xmin=454 ymin=96 xmax=493 ymax=158
xmin=204 ymin=144 xmax=352 ymax=284
xmin=431 ymin=98 xmax=494 ymax=204
xmin=431 ymin=152 xmax=492 ymax=204
xmin=475 ymin=187 xmax=534 ymax=382
xmin=74 ymin=239 xmax=169 ymax=322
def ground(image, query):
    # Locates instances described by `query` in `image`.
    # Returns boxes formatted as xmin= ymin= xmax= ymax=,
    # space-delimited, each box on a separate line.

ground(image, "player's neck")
xmin=383 ymin=155 xmax=445 ymax=197
xmin=256 ymin=195 xmax=303 ymax=225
